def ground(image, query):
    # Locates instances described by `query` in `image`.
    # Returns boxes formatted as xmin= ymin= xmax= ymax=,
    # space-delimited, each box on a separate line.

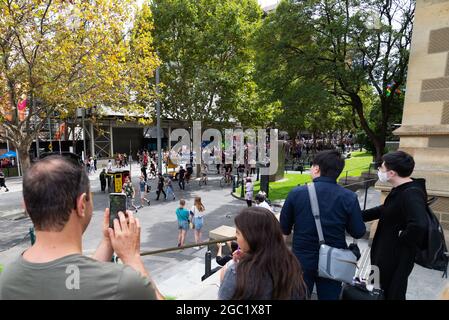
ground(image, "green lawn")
xmin=234 ymin=151 xmax=374 ymax=201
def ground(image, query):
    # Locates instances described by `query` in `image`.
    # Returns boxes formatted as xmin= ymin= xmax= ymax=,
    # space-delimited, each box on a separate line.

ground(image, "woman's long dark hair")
xmin=232 ymin=207 xmax=307 ymax=300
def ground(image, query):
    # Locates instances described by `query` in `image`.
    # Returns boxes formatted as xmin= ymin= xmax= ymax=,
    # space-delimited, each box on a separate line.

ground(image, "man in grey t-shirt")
xmin=0 ymin=156 xmax=163 ymax=300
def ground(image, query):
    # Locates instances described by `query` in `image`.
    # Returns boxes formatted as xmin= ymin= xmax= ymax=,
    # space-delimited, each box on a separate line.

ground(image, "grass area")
xmin=0 ymin=264 xmax=3 ymax=273
xmin=234 ymin=151 xmax=374 ymax=201
xmin=164 ymin=295 xmax=176 ymax=300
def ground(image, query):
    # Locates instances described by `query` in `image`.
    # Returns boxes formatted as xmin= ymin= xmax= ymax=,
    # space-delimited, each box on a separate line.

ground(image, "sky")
xmin=258 ymin=0 xmax=279 ymax=8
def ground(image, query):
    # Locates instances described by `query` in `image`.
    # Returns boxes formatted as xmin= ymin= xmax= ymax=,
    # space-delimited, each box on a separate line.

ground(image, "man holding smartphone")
xmin=0 ymin=155 xmax=164 ymax=300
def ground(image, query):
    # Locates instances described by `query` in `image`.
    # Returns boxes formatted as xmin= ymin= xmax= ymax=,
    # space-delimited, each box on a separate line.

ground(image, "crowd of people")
xmin=285 ymin=135 xmax=359 ymax=161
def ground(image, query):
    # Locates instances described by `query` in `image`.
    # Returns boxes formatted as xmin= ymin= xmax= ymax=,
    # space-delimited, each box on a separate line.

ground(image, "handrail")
xmin=340 ymin=178 xmax=378 ymax=188
xmin=140 ymin=236 xmax=237 ymax=257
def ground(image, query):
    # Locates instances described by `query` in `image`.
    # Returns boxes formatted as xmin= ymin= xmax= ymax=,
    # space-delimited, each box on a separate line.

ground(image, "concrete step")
xmin=157 ymin=257 xmax=206 ymax=298
xmin=151 ymin=259 xmax=192 ymax=283
xmin=177 ymin=267 xmax=222 ymax=300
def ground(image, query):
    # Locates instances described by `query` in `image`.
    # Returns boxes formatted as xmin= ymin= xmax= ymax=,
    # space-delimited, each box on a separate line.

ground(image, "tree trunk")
xmin=351 ymin=93 xmax=385 ymax=163
xmin=373 ymin=137 xmax=385 ymax=164
xmin=17 ymin=143 xmax=31 ymax=174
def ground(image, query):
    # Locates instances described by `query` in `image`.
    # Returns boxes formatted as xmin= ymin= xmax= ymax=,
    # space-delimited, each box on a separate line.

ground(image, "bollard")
xmin=29 ymin=227 xmax=36 ymax=245
xmin=205 ymin=250 xmax=211 ymax=278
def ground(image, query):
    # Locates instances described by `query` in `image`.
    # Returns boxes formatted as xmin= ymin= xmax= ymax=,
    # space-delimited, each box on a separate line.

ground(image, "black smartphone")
xmin=109 ymin=193 xmax=127 ymax=229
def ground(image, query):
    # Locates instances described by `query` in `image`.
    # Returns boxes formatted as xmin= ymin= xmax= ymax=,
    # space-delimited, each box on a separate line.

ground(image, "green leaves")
xmin=145 ymin=0 xmax=266 ymax=127
xmin=0 ymin=0 xmax=158 ymax=169
xmin=253 ymin=0 xmax=412 ymax=158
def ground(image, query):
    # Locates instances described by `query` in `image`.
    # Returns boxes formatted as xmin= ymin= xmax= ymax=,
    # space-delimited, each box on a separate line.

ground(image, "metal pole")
xmin=48 ymin=117 xmax=52 ymax=152
xmin=58 ymin=121 xmax=62 ymax=154
xmin=156 ymin=67 xmax=162 ymax=174
xmin=363 ymin=181 xmax=369 ymax=210
xmin=35 ymin=132 xmax=39 ymax=159
xmin=109 ymin=123 xmax=114 ymax=158
xmin=82 ymin=110 xmax=86 ymax=161
xmin=89 ymin=121 xmax=95 ymax=159
xmin=129 ymin=140 xmax=132 ymax=173
xmin=240 ymin=172 xmax=244 ymax=198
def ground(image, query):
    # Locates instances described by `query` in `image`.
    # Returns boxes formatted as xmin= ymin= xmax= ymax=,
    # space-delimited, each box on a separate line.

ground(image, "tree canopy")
xmin=0 ymin=0 xmax=158 ymax=169
xmin=147 ymin=0 xmax=279 ymax=127
xmin=254 ymin=0 xmax=413 ymax=160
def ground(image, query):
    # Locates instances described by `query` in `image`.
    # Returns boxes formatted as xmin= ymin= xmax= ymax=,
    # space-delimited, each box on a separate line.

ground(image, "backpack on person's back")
xmin=414 ymin=194 xmax=449 ymax=277
xmin=408 ymin=187 xmax=449 ymax=277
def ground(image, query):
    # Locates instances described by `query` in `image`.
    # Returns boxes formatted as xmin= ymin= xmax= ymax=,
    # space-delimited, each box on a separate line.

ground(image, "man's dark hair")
xmin=312 ymin=150 xmax=345 ymax=180
xmin=23 ymin=155 xmax=90 ymax=232
xmin=382 ymin=151 xmax=415 ymax=177
xmin=255 ymin=193 xmax=266 ymax=203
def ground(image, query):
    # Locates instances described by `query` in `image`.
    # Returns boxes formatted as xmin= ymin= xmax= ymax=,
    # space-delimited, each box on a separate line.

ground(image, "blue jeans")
xmin=193 ymin=216 xmax=203 ymax=230
xmin=303 ymin=269 xmax=342 ymax=300
xmin=166 ymin=186 xmax=175 ymax=199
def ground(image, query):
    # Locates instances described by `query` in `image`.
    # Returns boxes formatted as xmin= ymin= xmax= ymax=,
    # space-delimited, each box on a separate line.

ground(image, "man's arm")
xmin=280 ymin=191 xmax=296 ymax=239
xmin=398 ymin=188 xmax=428 ymax=248
xmin=346 ymin=194 xmax=366 ymax=239
xmin=362 ymin=205 xmax=384 ymax=222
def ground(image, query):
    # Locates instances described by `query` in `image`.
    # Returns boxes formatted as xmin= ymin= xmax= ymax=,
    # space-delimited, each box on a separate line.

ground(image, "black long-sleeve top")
xmin=363 ymin=178 xmax=428 ymax=271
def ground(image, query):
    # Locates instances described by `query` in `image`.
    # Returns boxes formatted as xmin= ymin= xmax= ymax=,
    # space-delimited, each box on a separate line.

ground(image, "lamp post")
xmin=156 ymin=67 xmax=162 ymax=174
xmin=240 ymin=170 xmax=244 ymax=198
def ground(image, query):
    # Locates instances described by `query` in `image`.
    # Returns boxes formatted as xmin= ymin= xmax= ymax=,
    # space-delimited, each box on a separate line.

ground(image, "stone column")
xmin=393 ymin=0 xmax=449 ymax=229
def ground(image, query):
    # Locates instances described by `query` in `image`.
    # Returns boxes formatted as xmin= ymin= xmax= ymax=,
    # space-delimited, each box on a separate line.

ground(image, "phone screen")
xmin=109 ymin=194 xmax=127 ymax=228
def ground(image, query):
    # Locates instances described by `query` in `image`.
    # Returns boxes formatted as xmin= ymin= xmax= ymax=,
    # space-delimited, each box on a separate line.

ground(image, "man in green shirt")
xmin=0 ymin=155 xmax=163 ymax=300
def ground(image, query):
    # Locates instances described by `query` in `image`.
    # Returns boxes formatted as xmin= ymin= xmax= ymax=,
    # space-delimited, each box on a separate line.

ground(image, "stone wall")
xmin=393 ymin=0 xmax=449 ymax=229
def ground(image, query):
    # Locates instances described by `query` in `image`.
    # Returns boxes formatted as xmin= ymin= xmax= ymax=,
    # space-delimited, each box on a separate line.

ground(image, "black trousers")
xmin=100 ymin=180 xmax=106 ymax=191
xmin=156 ymin=189 xmax=166 ymax=200
xmin=377 ymin=247 xmax=416 ymax=300
xmin=246 ymin=200 xmax=252 ymax=207
xmin=179 ymin=179 xmax=185 ymax=190
xmin=141 ymin=166 xmax=147 ymax=181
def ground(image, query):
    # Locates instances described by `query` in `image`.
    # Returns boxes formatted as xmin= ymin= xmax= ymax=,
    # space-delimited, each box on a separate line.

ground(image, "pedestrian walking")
xmin=0 ymin=169 xmax=9 ymax=192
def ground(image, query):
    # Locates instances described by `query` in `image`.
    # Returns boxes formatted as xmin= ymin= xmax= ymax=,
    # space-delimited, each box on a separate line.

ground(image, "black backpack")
xmin=414 ymin=191 xmax=449 ymax=278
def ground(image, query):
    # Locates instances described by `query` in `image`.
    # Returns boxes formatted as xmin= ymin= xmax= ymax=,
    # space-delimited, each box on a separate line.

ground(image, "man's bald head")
xmin=23 ymin=156 xmax=90 ymax=231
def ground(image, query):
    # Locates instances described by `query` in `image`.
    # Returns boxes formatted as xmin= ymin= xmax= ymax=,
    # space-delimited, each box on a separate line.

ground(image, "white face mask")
xmin=377 ymin=169 xmax=389 ymax=183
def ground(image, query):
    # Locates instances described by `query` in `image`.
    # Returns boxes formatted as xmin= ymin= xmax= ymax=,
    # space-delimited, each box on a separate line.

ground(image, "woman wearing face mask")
xmin=363 ymin=151 xmax=428 ymax=300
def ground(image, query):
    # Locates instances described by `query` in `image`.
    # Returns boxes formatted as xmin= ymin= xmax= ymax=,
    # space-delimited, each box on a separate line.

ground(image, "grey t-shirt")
xmin=0 ymin=253 xmax=157 ymax=300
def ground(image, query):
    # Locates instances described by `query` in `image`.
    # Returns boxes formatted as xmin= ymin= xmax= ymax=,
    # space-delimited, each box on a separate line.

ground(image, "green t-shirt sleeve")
xmin=116 ymin=266 xmax=157 ymax=300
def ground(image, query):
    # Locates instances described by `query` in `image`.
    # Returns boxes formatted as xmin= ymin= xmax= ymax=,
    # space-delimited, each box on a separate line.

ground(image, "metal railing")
xmin=341 ymin=162 xmax=377 ymax=185
xmin=140 ymin=236 xmax=236 ymax=282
